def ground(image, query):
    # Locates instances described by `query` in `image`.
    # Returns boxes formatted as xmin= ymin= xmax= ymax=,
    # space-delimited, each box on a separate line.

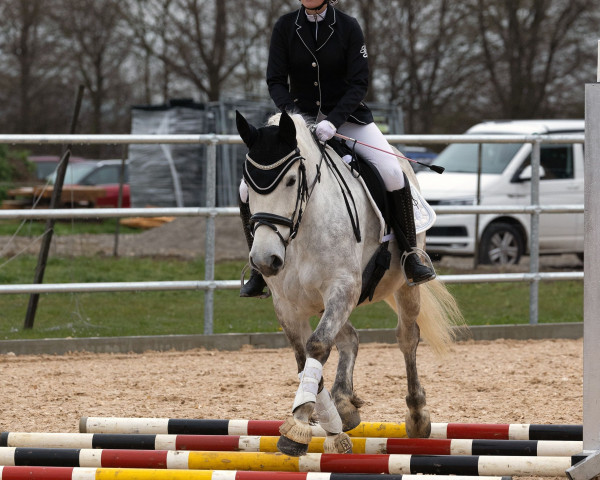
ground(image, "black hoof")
xmin=277 ymin=435 xmax=309 ymax=456
xmin=342 ymin=411 xmax=361 ymax=432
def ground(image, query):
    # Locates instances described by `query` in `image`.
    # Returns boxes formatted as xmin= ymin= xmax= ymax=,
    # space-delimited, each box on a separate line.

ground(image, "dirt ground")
xmin=0 ymin=338 xmax=583 ymax=433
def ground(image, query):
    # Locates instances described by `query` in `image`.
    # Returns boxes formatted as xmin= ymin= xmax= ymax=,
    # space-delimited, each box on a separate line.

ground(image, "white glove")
xmin=315 ymin=120 xmax=336 ymax=142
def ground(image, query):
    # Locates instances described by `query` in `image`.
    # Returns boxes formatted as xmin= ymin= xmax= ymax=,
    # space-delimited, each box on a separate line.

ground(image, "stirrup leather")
xmin=240 ymin=263 xmax=271 ymax=299
xmin=400 ymin=248 xmax=436 ymax=286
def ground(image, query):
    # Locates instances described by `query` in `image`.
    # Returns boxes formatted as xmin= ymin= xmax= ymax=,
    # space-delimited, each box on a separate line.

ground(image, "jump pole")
xmin=0 ymin=432 xmax=582 ymax=456
xmin=0 ymin=448 xmax=573 ymax=476
xmin=567 ymin=39 xmax=600 ymax=480
xmin=0 ymin=467 xmax=513 ymax=480
xmin=79 ymin=417 xmax=583 ymax=440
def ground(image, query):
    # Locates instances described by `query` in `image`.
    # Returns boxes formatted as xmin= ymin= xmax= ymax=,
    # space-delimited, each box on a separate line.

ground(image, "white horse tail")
xmin=385 ymin=279 xmax=465 ymax=356
xmin=417 ymin=278 xmax=465 ymax=355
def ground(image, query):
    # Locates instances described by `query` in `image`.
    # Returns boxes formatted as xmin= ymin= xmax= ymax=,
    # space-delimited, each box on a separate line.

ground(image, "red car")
xmin=47 ymin=159 xmax=130 ymax=208
xmin=28 ymin=155 xmax=86 ymax=180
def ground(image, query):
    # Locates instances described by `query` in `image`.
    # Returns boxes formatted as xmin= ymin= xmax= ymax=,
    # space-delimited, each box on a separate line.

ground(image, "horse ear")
xmin=236 ymin=110 xmax=258 ymax=147
xmin=278 ymin=111 xmax=297 ymax=148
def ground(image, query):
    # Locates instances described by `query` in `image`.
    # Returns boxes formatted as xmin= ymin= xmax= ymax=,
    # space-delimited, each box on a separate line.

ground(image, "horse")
xmin=236 ymin=110 xmax=463 ymax=457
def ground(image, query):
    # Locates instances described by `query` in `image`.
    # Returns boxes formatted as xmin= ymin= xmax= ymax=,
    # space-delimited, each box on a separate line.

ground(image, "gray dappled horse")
xmin=236 ymin=110 xmax=463 ymax=456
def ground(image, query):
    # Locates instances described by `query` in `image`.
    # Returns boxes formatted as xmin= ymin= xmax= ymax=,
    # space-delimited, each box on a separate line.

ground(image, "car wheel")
xmin=478 ymin=223 xmax=524 ymax=265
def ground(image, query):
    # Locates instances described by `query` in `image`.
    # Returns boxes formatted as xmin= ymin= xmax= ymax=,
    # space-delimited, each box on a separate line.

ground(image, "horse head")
xmin=236 ymin=110 xmax=313 ymax=277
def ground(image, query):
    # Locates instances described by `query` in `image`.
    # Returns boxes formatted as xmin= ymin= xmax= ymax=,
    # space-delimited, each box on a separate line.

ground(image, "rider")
xmin=239 ymin=0 xmax=435 ymax=297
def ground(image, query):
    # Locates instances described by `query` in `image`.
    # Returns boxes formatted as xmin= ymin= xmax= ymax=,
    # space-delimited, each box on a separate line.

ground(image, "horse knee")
xmin=305 ymin=337 xmax=332 ymax=363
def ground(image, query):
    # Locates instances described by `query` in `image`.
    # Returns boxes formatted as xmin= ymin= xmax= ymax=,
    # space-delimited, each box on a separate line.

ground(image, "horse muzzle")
xmin=250 ymin=252 xmax=285 ymax=277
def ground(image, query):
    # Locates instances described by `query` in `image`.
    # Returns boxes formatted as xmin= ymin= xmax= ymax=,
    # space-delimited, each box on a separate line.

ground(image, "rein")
xmin=312 ymin=131 xmax=361 ymax=243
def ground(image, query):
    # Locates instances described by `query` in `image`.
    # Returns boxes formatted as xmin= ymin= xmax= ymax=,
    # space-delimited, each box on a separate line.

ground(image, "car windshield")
xmin=46 ymin=163 xmax=96 ymax=184
xmin=433 ymin=142 xmax=524 ymax=174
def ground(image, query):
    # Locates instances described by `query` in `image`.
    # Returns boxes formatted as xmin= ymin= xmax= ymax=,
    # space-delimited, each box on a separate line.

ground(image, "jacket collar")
xmin=295 ymin=6 xmax=336 ymax=52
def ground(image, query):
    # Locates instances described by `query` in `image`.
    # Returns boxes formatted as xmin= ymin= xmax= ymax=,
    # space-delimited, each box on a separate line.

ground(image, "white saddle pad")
xmin=340 ymin=159 xmax=436 ymax=242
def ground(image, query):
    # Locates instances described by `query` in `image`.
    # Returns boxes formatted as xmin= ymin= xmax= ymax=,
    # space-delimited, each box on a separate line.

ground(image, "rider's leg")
xmin=239 ymin=180 xmax=268 ymax=297
xmin=337 ymin=122 xmax=435 ymax=285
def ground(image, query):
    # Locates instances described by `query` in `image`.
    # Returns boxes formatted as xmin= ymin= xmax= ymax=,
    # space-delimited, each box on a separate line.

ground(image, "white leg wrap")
xmin=315 ymin=387 xmax=343 ymax=434
xmin=292 ymin=358 xmax=322 ymax=411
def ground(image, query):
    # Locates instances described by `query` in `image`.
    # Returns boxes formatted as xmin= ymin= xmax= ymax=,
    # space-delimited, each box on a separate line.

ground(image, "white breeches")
xmin=338 ymin=122 xmax=405 ymax=192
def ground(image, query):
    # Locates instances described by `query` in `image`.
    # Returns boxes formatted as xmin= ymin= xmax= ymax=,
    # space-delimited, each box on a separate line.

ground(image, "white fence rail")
xmin=0 ymin=133 xmax=585 ymax=333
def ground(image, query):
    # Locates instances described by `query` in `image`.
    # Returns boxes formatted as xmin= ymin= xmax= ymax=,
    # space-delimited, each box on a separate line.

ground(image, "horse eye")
xmin=286 ymin=177 xmax=297 ymax=187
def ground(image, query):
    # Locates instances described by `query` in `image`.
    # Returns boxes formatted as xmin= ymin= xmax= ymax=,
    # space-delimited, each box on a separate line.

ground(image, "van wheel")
xmin=478 ymin=223 xmax=524 ymax=265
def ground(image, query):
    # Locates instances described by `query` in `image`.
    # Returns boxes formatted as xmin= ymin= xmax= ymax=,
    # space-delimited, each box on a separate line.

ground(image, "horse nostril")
xmin=271 ymin=255 xmax=284 ymax=271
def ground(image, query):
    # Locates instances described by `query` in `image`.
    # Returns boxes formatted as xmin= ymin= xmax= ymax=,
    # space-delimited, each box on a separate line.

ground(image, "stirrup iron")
xmin=240 ymin=263 xmax=271 ymax=299
xmin=400 ymin=248 xmax=436 ymax=286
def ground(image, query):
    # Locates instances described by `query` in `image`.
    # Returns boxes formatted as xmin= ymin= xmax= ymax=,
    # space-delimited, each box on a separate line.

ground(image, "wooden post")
xmin=23 ymin=85 xmax=85 ymax=330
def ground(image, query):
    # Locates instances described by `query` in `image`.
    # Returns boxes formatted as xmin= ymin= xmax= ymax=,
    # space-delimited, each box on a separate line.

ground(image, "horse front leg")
xmin=278 ymin=285 xmax=357 ymax=456
xmin=394 ymin=285 xmax=431 ymax=438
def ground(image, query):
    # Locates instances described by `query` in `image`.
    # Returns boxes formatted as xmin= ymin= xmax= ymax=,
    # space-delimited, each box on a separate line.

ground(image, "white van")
xmin=416 ymin=119 xmax=584 ymax=265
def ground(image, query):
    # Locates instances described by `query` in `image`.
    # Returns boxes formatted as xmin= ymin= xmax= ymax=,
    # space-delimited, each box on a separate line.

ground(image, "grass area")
xmin=0 ymin=219 xmax=140 ymax=236
xmin=0 ymin=255 xmax=583 ymax=340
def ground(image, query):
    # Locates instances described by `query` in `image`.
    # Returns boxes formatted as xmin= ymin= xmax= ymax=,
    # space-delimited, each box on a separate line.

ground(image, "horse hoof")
xmin=333 ymin=395 xmax=362 ymax=432
xmin=323 ymin=432 xmax=353 ymax=453
xmin=405 ymin=408 xmax=431 ymax=438
xmin=277 ymin=435 xmax=309 ymax=456
xmin=341 ymin=410 xmax=361 ymax=432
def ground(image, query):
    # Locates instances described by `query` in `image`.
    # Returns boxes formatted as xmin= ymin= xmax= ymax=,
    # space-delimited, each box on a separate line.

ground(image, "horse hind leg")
xmin=331 ymin=322 xmax=364 ymax=431
xmin=391 ymin=287 xmax=431 ymax=438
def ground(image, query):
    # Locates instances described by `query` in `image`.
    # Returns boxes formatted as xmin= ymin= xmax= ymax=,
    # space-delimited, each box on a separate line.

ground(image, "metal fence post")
xmin=583 ymin=81 xmax=600 ymax=450
xmin=203 ymin=137 xmax=218 ymax=335
xmin=473 ymin=143 xmax=483 ymax=268
xmin=529 ymin=139 xmax=541 ymax=324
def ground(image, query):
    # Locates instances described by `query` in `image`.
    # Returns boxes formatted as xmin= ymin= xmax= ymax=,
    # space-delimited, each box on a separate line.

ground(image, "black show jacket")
xmin=266 ymin=6 xmax=374 ymax=129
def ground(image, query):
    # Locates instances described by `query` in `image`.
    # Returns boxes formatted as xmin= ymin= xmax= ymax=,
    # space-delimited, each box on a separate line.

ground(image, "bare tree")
xmin=51 ymin=0 xmax=134 ymax=141
xmin=474 ymin=0 xmax=598 ymax=119
xmin=0 ymin=0 xmax=70 ymax=134
xmin=365 ymin=1 xmax=478 ymax=133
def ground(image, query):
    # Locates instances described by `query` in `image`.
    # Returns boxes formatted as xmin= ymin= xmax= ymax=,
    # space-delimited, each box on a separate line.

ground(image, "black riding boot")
xmin=387 ymin=180 xmax=436 ymax=286
xmin=239 ymin=197 xmax=268 ymax=298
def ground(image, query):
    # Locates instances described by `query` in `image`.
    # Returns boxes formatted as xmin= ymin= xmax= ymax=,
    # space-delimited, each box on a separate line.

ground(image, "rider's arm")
xmin=267 ymin=18 xmax=296 ymax=114
xmin=324 ymin=17 xmax=369 ymax=129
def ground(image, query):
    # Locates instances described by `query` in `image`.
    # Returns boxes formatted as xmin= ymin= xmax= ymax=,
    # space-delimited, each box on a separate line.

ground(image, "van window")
xmin=519 ymin=144 xmax=574 ymax=180
xmin=432 ymin=143 xmax=523 ymax=174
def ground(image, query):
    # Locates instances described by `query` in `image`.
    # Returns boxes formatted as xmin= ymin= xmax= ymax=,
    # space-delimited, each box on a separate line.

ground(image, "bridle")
xmin=248 ymin=146 xmax=322 ymax=248
xmin=247 ymin=129 xmax=361 ymax=251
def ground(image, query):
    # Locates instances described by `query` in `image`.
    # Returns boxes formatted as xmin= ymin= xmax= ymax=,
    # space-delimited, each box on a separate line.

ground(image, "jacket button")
xmin=314 ymin=82 xmax=318 ymax=86
xmin=311 ymin=62 xmax=317 ymax=67
xmin=316 ymin=101 xmax=320 ymax=106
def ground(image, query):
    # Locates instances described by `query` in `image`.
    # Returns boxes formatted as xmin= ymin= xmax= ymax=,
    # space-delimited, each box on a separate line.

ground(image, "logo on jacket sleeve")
xmin=360 ymin=45 xmax=368 ymax=58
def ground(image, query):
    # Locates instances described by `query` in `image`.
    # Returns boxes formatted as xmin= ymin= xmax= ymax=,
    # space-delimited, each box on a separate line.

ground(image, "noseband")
xmin=246 ymin=147 xmax=322 ymax=248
